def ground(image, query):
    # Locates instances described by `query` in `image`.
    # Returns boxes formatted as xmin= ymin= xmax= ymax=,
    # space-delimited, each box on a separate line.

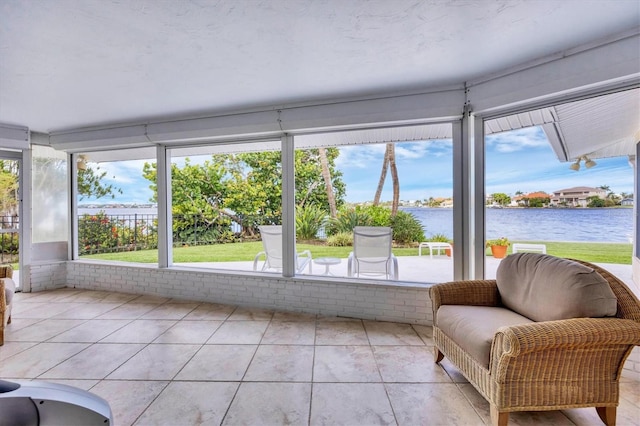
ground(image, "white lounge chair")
xmin=253 ymin=225 xmax=312 ymax=274
xmin=348 ymin=226 xmax=398 ymax=280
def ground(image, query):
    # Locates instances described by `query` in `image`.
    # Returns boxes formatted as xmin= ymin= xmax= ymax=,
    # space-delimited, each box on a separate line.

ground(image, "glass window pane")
xmin=294 ymin=124 xmax=454 ymax=283
xmin=484 ymin=90 xmax=635 ymax=279
xmin=169 ymin=142 xmax=283 ymax=273
xmin=33 ymin=145 xmax=68 ymax=243
xmin=76 ymin=150 xmax=158 ymax=264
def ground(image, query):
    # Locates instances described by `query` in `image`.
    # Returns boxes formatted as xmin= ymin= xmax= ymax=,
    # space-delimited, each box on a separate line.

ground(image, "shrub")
xmin=173 ymin=213 xmax=235 ymax=245
xmin=78 ymin=212 xmax=121 ymax=254
xmin=78 ymin=211 xmax=158 ymax=254
xmin=390 ymin=210 xmax=425 ymax=244
xmin=326 ymin=231 xmax=353 ymax=247
xmin=427 ymin=233 xmax=450 ymax=243
xmin=356 ymin=205 xmax=391 ymax=227
xmin=326 ymin=208 xmax=372 ymax=236
xmin=296 ymin=205 xmax=327 ymax=240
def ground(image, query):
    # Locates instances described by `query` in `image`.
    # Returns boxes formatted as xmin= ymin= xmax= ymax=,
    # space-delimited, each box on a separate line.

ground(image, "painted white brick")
xmin=32 ymin=261 xmax=438 ymax=325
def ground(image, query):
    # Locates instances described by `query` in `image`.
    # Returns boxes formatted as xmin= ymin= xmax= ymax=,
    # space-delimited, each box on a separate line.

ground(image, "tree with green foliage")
xmin=620 ymin=191 xmax=632 ymax=199
xmin=143 ymin=157 xmax=237 ymax=242
xmin=0 ymin=160 xmax=19 ymax=216
xmin=425 ymin=197 xmax=441 ymax=207
xmin=78 ymin=166 xmax=123 ymax=200
xmin=491 ymin=192 xmax=511 ymax=206
xmin=294 ymin=149 xmax=345 ymax=210
xmin=527 ymin=197 xmax=549 ymax=208
xmin=143 ymin=148 xmax=345 ymax=238
xmin=587 ymin=195 xmax=606 ymax=207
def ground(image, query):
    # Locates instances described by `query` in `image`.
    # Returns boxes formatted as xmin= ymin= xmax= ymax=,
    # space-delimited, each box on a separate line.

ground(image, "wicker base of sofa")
xmin=433 ymin=326 xmax=619 ymax=411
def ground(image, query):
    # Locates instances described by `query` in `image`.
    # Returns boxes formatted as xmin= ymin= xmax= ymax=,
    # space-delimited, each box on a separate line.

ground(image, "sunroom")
xmin=0 ymin=1 xmax=639 ymax=424
xmin=0 ymin=2 xmax=640 ymax=323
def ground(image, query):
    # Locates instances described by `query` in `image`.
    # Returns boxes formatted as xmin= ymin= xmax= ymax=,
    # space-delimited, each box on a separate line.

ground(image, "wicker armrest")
xmin=0 ymin=279 xmax=5 ymax=313
xmin=0 ymin=264 xmax=13 ymax=279
xmin=490 ymin=318 xmax=640 ymax=385
xmin=494 ymin=317 xmax=640 ymax=357
xmin=430 ymin=280 xmax=500 ymax=314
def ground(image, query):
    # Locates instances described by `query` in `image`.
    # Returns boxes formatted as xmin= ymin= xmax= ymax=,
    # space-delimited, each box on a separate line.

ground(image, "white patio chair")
xmin=348 ymin=226 xmax=398 ymax=280
xmin=253 ymin=225 xmax=312 ymax=274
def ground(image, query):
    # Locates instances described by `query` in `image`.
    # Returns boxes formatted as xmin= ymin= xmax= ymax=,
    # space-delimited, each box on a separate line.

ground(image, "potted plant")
xmin=486 ymin=237 xmax=510 ymax=259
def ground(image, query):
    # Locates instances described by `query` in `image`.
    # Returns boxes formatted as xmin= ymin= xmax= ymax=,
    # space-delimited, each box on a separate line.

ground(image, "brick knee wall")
xmin=63 ymin=261 xmax=433 ymax=325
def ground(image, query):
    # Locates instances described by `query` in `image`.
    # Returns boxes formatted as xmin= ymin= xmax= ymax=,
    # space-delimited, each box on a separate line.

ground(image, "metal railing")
xmin=0 ymin=212 xmax=328 ymax=260
xmin=77 ymin=213 xmax=249 ymax=255
xmin=0 ymin=215 xmax=19 ymax=264
xmin=78 ymin=213 xmax=158 ymax=255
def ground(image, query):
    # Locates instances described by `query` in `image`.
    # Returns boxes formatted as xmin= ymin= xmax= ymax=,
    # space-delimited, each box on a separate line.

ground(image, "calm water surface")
xmin=80 ymin=207 xmax=633 ymax=243
xmin=403 ymin=207 xmax=633 ymax=243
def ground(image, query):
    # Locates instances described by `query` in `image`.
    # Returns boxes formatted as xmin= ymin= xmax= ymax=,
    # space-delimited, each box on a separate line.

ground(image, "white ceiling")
xmin=1 ymin=0 xmax=639 ymax=133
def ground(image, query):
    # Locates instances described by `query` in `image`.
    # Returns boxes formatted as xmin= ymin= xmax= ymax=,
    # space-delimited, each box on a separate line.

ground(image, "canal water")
xmin=403 ymin=207 xmax=633 ymax=243
xmin=79 ymin=206 xmax=634 ymax=243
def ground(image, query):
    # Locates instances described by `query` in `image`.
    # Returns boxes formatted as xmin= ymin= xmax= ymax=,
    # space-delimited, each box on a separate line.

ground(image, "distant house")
xmin=621 ymin=198 xmax=634 ymax=206
xmin=439 ymin=197 xmax=454 ymax=208
xmin=513 ymin=191 xmax=552 ymax=207
xmin=550 ymin=186 xmax=607 ymax=207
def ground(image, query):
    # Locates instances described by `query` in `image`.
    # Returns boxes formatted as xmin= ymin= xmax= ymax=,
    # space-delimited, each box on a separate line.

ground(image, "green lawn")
xmin=81 ymin=240 xmax=633 ymax=265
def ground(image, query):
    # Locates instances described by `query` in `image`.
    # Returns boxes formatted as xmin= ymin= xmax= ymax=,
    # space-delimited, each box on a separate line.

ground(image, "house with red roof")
xmin=513 ymin=192 xmax=552 ymax=207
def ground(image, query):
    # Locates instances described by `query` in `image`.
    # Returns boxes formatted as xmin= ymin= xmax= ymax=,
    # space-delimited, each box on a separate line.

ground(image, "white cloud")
xmin=486 ymin=127 xmax=549 ymax=153
xmin=90 ymin=160 xmax=151 ymax=185
xmin=82 ymin=160 xmax=154 ymax=203
xmin=336 ymin=144 xmax=386 ymax=169
xmin=336 ymin=140 xmax=452 ymax=169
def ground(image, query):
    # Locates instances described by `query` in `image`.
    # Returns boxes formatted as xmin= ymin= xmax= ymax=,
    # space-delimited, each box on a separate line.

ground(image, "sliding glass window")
xmin=75 ymin=148 xmax=158 ymax=264
xmin=483 ymin=89 xmax=636 ymax=278
xmin=293 ymin=124 xmax=454 ymax=283
xmin=168 ymin=141 xmax=283 ymax=273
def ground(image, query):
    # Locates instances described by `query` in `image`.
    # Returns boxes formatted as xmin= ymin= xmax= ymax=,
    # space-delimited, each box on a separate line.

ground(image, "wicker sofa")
xmin=0 ymin=264 xmax=15 ymax=346
xmin=431 ymin=253 xmax=640 ymax=426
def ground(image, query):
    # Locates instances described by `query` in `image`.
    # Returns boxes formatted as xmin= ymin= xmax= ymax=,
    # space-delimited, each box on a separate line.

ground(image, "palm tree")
xmin=373 ymin=143 xmax=400 ymax=215
xmin=388 ymin=144 xmax=400 ymax=216
xmin=318 ymin=147 xmax=337 ymax=218
xmin=598 ymin=184 xmax=611 ymax=193
xmin=373 ymin=145 xmax=390 ymax=206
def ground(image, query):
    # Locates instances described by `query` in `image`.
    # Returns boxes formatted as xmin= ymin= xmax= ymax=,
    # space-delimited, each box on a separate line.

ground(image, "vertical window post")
xmin=281 ymin=135 xmax=296 ymax=277
xmin=157 ymin=146 xmax=172 ymax=268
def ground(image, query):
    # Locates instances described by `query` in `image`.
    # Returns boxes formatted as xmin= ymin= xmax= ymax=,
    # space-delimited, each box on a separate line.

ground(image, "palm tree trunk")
xmin=318 ymin=148 xmax=337 ymax=218
xmin=373 ymin=144 xmax=391 ymax=206
xmin=388 ymin=144 xmax=400 ymax=216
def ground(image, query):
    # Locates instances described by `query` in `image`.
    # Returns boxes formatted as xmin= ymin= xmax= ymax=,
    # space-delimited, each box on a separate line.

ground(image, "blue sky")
xmin=83 ymin=126 xmax=634 ymax=204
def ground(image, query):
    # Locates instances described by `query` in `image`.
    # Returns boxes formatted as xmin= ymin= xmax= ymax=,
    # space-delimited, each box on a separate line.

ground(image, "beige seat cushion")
xmin=436 ymin=305 xmax=533 ymax=368
xmin=3 ymin=278 xmax=15 ymax=306
xmin=496 ymin=253 xmax=617 ymax=321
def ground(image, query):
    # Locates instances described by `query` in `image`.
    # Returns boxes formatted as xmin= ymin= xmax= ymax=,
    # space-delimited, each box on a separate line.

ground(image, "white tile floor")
xmin=1 ymin=288 xmax=639 ymax=426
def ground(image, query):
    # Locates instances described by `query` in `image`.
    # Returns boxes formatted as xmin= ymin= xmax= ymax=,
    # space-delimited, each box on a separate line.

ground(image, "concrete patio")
xmin=177 ymin=255 xmax=637 ymax=291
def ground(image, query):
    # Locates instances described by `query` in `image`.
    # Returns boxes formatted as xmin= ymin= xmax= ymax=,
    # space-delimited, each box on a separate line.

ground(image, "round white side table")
xmin=313 ymin=257 xmax=341 ymax=276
